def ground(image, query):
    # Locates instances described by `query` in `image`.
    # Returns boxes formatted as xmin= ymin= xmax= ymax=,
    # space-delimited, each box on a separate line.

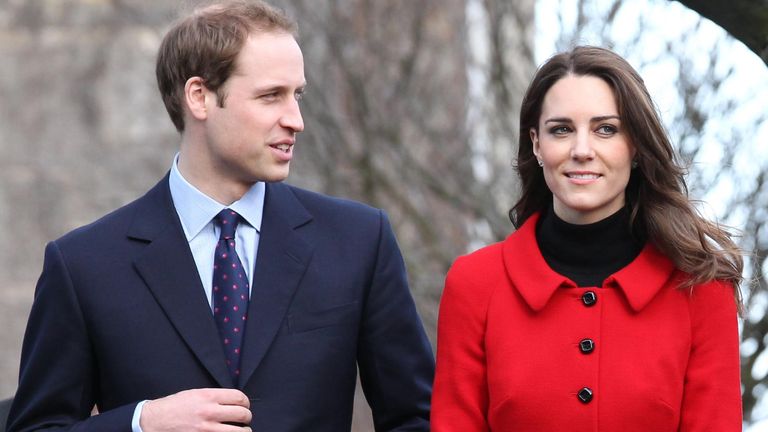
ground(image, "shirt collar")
xmin=502 ymin=212 xmax=676 ymax=312
xmin=168 ymin=154 xmax=265 ymax=241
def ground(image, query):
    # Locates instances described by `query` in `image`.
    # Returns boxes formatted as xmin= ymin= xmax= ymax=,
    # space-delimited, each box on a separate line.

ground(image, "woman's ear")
xmin=530 ymin=128 xmax=540 ymax=158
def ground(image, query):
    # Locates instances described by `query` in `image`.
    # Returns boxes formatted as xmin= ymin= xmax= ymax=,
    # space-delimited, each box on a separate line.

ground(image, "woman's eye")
xmin=596 ymin=124 xmax=618 ymax=135
xmin=549 ymin=126 xmax=570 ymax=135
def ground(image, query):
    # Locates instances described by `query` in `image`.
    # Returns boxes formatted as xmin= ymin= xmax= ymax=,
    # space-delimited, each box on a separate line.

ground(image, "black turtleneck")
xmin=536 ymin=206 xmax=645 ymax=287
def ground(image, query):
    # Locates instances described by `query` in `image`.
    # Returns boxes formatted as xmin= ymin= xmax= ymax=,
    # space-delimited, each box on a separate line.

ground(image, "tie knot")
xmin=215 ymin=209 xmax=240 ymax=240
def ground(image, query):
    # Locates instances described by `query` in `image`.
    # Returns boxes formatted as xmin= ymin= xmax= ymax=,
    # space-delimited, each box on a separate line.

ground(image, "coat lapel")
xmin=609 ymin=243 xmax=676 ymax=312
xmin=128 ymin=175 xmax=232 ymax=388
xmin=503 ymin=213 xmax=572 ymax=312
xmin=504 ymin=212 xmax=677 ymax=313
xmin=238 ymin=182 xmax=314 ymax=388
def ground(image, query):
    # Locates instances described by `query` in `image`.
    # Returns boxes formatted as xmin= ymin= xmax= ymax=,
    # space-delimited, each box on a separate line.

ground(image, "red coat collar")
xmin=502 ymin=212 xmax=677 ymax=312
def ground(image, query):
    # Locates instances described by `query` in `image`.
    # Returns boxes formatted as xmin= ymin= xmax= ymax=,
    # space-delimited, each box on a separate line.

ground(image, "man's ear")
xmin=184 ymin=76 xmax=209 ymax=121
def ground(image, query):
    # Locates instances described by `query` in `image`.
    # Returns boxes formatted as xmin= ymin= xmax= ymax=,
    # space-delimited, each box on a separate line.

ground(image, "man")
xmin=7 ymin=1 xmax=434 ymax=431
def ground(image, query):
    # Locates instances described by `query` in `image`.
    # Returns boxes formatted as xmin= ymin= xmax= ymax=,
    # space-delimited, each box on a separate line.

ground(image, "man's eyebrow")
xmin=253 ymin=85 xmax=287 ymax=93
xmin=254 ymin=82 xmax=307 ymax=91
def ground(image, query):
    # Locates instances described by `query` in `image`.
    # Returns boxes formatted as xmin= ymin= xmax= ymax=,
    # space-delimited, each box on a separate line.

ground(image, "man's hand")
xmin=140 ymin=388 xmax=252 ymax=431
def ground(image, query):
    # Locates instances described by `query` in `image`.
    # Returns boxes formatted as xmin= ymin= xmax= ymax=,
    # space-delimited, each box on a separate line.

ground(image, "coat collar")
xmin=237 ymin=182 xmax=314 ymax=387
xmin=126 ymin=176 xmax=314 ymax=389
xmin=128 ymin=175 xmax=234 ymax=387
xmin=502 ymin=212 xmax=676 ymax=313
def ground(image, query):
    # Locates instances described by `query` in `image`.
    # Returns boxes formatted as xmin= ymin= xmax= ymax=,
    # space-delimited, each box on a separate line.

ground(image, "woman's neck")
xmin=536 ymin=205 xmax=644 ymax=287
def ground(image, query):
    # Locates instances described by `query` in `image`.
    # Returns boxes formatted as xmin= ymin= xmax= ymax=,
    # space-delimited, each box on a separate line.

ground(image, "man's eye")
xmin=294 ymin=91 xmax=304 ymax=102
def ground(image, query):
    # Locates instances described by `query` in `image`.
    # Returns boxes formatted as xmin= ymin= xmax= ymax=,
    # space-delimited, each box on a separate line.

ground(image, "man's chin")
xmin=258 ymin=170 xmax=290 ymax=183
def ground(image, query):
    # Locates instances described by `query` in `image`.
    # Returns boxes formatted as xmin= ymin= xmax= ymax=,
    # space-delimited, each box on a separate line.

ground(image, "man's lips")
xmin=268 ymin=139 xmax=294 ymax=162
xmin=271 ymin=144 xmax=292 ymax=153
xmin=269 ymin=140 xmax=294 ymax=153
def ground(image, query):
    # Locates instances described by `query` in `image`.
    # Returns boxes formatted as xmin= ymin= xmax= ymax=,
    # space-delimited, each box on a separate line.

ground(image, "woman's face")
xmin=531 ymin=74 xmax=635 ymax=225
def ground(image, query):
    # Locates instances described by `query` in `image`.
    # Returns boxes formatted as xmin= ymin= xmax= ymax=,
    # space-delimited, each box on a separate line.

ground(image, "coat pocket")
xmin=288 ymin=301 xmax=360 ymax=334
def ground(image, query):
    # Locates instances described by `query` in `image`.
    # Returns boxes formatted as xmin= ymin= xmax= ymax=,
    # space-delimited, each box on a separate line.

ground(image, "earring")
xmin=537 ymin=159 xmax=544 ymax=167
xmin=631 ymin=160 xmax=638 ymax=169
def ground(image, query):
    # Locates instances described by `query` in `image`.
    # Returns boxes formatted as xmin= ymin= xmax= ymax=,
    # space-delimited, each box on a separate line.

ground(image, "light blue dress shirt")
xmin=131 ymin=155 xmax=265 ymax=431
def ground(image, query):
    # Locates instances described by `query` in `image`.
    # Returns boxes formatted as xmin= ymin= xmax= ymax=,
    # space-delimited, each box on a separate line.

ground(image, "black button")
xmin=581 ymin=291 xmax=597 ymax=306
xmin=577 ymin=387 xmax=593 ymax=403
xmin=579 ymin=338 xmax=595 ymax=354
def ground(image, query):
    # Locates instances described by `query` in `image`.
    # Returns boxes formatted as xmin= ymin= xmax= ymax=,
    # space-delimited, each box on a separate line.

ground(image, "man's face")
xmin=202 ymin=31 xmax=305 ymax=193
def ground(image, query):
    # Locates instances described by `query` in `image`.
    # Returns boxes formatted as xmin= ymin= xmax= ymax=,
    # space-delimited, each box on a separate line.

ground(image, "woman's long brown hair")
xmin=511 ymin=46 xmax=743 ymax=305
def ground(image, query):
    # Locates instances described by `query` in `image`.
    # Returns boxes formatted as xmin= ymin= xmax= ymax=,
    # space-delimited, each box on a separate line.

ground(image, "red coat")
xmin=432 ymin=213 xmax=741 ymax=431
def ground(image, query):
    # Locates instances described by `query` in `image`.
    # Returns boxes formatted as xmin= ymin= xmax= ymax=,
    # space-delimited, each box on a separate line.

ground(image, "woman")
xmin=432 ymin=46 xmax=743 ymax=431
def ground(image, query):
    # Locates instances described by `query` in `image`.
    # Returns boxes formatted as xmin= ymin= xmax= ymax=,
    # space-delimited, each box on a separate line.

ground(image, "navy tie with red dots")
xmin=212 ymin=209 xmax=250 ymax=386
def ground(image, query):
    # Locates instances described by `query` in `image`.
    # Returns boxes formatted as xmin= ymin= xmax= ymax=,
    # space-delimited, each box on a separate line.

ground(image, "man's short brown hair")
xmin=156 ymin=0 xmax=298 ymax=132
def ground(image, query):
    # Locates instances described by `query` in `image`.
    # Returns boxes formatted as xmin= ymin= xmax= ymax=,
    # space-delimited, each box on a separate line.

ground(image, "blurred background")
xmin=1 ymin=0 xmax=766 ymax=429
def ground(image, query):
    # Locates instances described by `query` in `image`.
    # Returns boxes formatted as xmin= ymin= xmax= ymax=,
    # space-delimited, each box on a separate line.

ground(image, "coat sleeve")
xmin=678 ymin=279 xmax=742 ymax=431
xmin=7 ymin=241 xmax=136 ymax=432
xmin=431 ymin=256 xmax=491 ymax=432
xmin=356 ymin=211 xmax=435 ymax=432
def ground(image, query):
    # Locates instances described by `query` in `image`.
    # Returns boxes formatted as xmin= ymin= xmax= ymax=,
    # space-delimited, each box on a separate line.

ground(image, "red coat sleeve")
xmin=679 ymin=280 xmax=742 ymax=431
xmin=432 ymin=255 xmax=494 ymax=432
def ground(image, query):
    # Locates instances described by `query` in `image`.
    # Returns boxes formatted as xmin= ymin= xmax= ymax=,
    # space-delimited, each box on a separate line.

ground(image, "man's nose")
xmin=280 ymin=98 xmax=304 ymax=133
